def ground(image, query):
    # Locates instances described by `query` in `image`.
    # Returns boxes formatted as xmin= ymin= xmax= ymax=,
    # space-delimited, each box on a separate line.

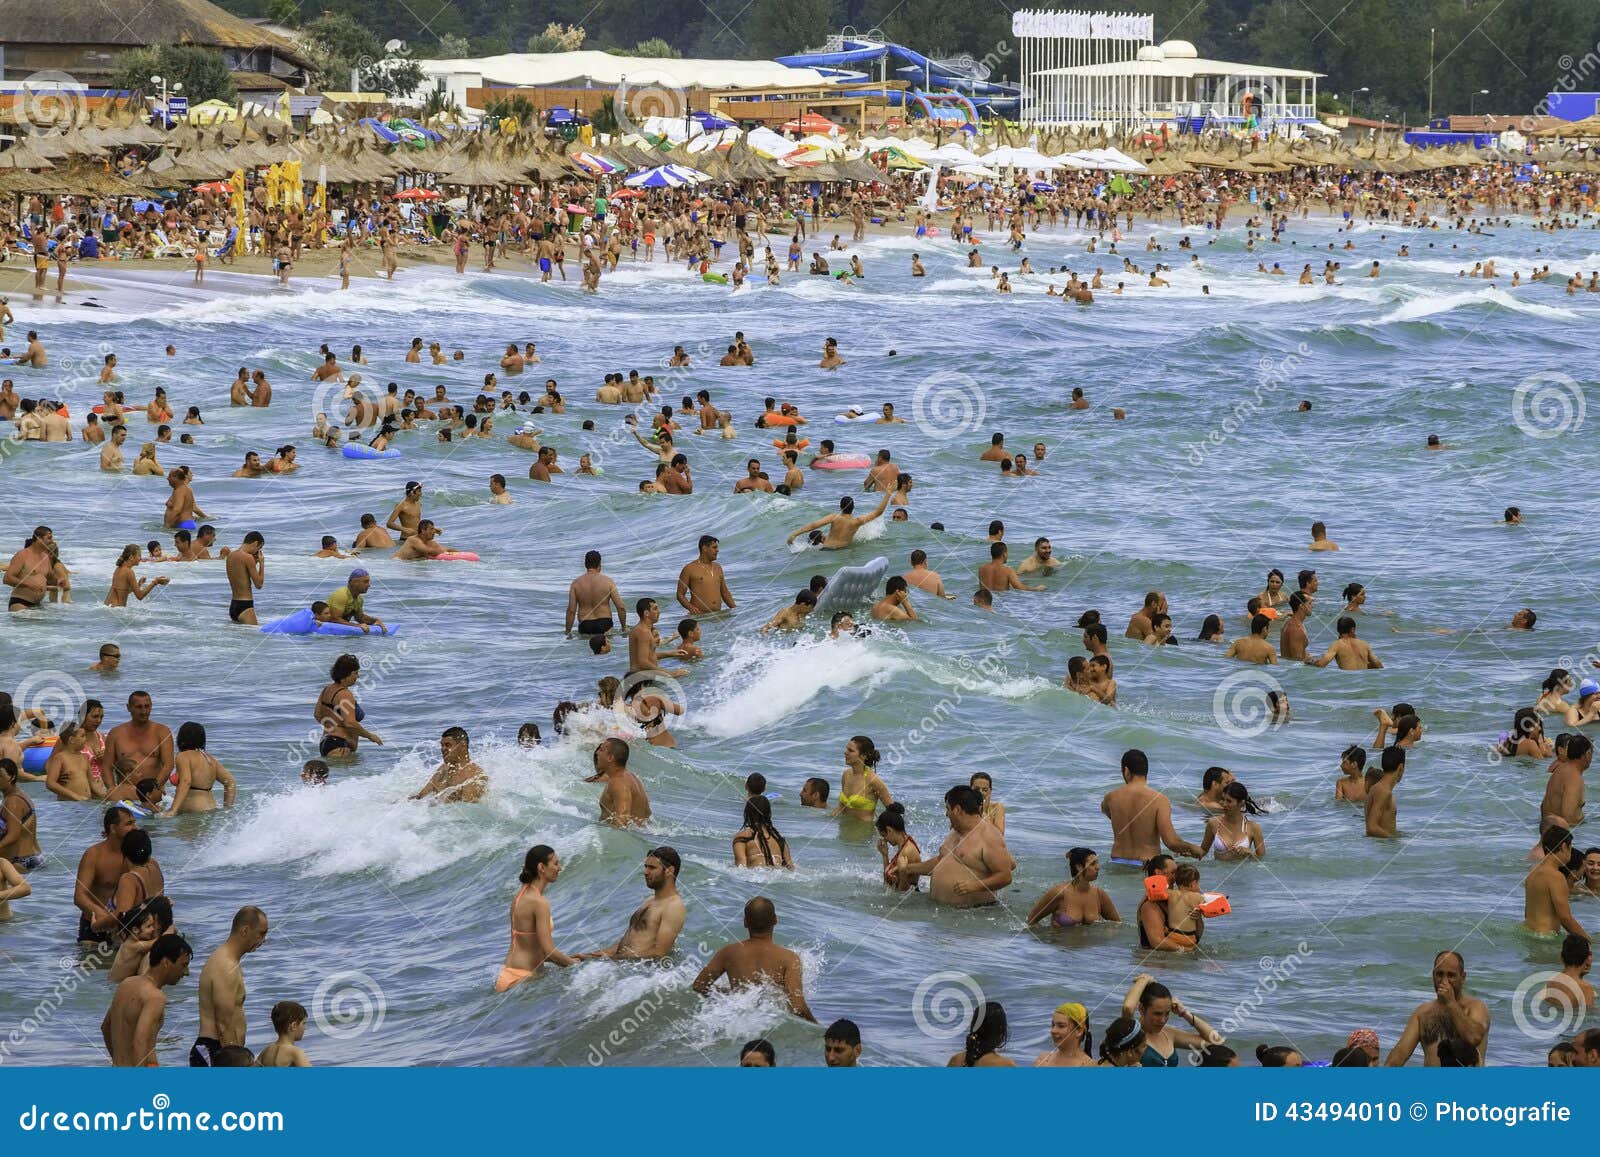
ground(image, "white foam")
xmin=692 ymin=634 xmax=909 ymax=738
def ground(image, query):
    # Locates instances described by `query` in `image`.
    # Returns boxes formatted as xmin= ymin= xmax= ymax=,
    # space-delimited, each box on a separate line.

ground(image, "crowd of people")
xmin=2 ymin=157 xmax=1598 ymax=1067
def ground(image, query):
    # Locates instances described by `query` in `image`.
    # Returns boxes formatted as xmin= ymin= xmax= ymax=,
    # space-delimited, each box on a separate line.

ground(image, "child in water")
xmin=1164 ymin=865 xmax=1205 ymax=944
xmin=258 ymin=1001 xmax=311 ymax=1066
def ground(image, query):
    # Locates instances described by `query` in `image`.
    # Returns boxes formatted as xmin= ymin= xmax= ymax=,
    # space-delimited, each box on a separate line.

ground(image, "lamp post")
xmin=150 ymin=75 xmax=182 ymax=124
xmin=1349 ymin=86 xmax=1369 ymax=121
xmin=1470 ymin=88 xmax=1489 ymax=115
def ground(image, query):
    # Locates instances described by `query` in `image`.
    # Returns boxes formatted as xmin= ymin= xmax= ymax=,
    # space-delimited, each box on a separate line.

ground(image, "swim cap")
xmin=1054 ymin=1002 xmax=1088 ymax=1025
xmin=349 ymin=568 xmax=370 ymax=580
xmin=1347 ymin=1028 xmax=1379 ymax=1052
xmin=1579 ymin=679 xmax=1600 ymax=699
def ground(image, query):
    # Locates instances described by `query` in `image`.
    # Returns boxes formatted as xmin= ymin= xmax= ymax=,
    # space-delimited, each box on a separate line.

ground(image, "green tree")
xmin=432 ymin=34 xmax=471 ymax=58
xmin=631 ymin=38 xmax=681 ymax=58
xmin=528 ymin=23 xmax=587 ymax=53
xmin=111 ymin=45 xmax=237 ymax=104
xmin=747 ymin=0 xmax=836 ymax=58
xmin=265 ymin=0 xmax=302 ymax=27
xmin=302 ymin=12 xmax=424 ymax=96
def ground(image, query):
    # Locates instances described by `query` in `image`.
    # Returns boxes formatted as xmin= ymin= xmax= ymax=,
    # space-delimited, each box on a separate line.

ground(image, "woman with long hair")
xmin=1025 ymin=846 xmax=1121 ymax=929
xmin=948 ymin=1002 xmax=1014 ymax=1067
xmin=732 ymin=795 xmax=794 ymax=868
xmin=830 ymin=735 xmax=892 ymax=822
xmin=875 ymin=802 xmax=921 ymax=891
xmin=1198 ymin=782 xmax=1266 ymax=860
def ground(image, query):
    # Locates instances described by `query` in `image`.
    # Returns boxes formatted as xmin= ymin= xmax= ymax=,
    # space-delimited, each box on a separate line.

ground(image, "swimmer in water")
xmin=1025 ymin=847 xmax=1121 ymax=929
xmin=495 ymin=845 xmax=579 ymax=992
xmin=786 ymin=490 xmax=889 ymax=550
xmin=411 ymin=727 xmax=485 ymax=804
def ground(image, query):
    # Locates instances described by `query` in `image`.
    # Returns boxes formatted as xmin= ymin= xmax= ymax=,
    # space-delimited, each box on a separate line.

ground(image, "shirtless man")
xmin=903 ymin=550 xmax=953 ymax=599
xmin=4 ymin=526 xmax=54 ymax=612
xmin=14 ymin=331 xmax=47 ymax=368
xmin=1308 ymin=616 xmax=1382 ymax=669
xmin=1541 ymin=735 xmax=1590 ymax=833
xmin=1308 ymin=520 xmax=1339 ymax=551
xmin=229 ymin=369 xmax=253 ymax=406
xmin=733 ymin=459 xmax=774 ymax=493
xmin=872 ymin=576 xmax=917 ymax=622
xmin=162 ymin=469 xmax=206 ymax=529
xmin=192 ymin=907 xmax=269 ymax=1066
xmin=677 ymin=535 xmax=735 ymax=614
xmin=102 ymin=933 xmax=191 ymax=1066
xmin=979 ymin=542 xmax=1045 ymax=593
xmin=105 ymin=692 xmax=175 ymax=789
xmin=865 ymin=450 xmax=899 ymax=493
xmin=411 ymin=727 xmax=486 ymax=804
xmin=595 ymin=738 xmax=651 ymax=827
xmin=564 ymin=550 xmax=626 ymax=639
xmin=1016 ymin=537 xmax=1061 ymax=575
xmin=1364 ymin=747 xmax=1405 ymax=838
xmin=786 ymin=490 xmax=890 ymax=550
xmin=496 ymin=845 xmax=578 ymax=992
xmin=897 ymin=785 xmax=1014 ymax=906
xmin=353 ymin=514 xmax=396 ymax=551
xmin=99 ymin=425 xmax=129 ymax=472
xmin=1526 ymin=826 xmax=1590 ymax=938
xmin=692 ymin=896 xmax=816 ymax=1021
xmin=1279 ymin=592 xmax=1311 ymax=662
xmin=576 ymin=848 xmax=686 ymax=961
xmin=528 ymin=446 xmax=561 ymax=482
xmin=224 ymin=532 xmax=264 ymax=625
xmin=74 ymin=806 xmax=137 ymax=943
xmin=759 ymin=589 xmax=817 ymax=634
xmin=1224 ymin=614 xmax=1278 ymax=664
xmin=1385 ymin=951 xmax=1490 ymax=1066
xmin=1125 ymin=591 xmax=1165 ymax=640
xmin=979 ymin=432 xmax=1009 ymax=463
xmin=628 ymin=598 xmax=684 ymax=677
xmin=393 ymin=520 xmax=450 ymax=560
xmin=1101 ymin=749 xmax=1204 ymax=865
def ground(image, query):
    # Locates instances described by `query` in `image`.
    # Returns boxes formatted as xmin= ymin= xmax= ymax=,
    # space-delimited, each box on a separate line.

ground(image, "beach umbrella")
xmin=624 ymin=163 xmax=701 ymax=189
xmin=393 ymin=187 xmax=441 ymax=200
xmin=193 ymin=180 xmax=232 ymax=194
xmin=780 ymin=111 xmax=839 ymax=135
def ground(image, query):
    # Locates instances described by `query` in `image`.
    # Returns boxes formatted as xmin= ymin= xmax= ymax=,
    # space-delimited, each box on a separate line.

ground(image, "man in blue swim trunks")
xmin=1100 ymin=749 xmax=1203 ymax=866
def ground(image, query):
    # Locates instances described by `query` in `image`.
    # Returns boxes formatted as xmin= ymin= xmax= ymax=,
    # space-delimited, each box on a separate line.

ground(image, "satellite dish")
xmin=384 ymin=39 xmax=407 ymax=54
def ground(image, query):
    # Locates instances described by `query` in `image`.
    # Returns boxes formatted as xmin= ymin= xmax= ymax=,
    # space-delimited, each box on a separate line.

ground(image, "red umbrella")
xmin=393 ymin=188 xmax=441 ymax=201
xmin=610 ymin=189 xmax=644 ymax=200
xmin=193 ymin=181 xmax=232 ymax=194
xmin=779 ymin=112 xmax=839 ymax=134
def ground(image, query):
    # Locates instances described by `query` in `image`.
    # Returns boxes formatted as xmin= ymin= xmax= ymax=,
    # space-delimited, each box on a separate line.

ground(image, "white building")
xmin=1028 ymin=39 xmax=1321 ymax=131
xmin=417 ymin=51 xmax=839 ymax=112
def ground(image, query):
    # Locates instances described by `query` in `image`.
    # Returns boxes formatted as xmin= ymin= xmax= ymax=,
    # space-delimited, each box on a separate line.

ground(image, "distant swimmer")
xmin=786 ymin=490 xmax=889 ymax=550
xmin=575 ymin=848 xmax=686 ymax=961
xmin=411 ymin=727 xmax=486 ymax=804
xmin=692 ymin=896 xmax=817 ymax=1022
xmin=496 ymin=845 xmax=579 ymax=992
xmin=819 ymin=338 xmax=845 ymax=370
xmin=893 ymin=785 xmax=1014 ymax=906
xmin=1101 ymin=749 xmax=1203 ymax=864
xmin=1308 ymin=520 xmax=1339 ymax=551
xmin=979 ymin=542 xmax=1045 ymax=593
xmin=595 ymin=738 xmax=651 ymax=827
xmin=1307 ymin=616 xmax=1382 ymax=669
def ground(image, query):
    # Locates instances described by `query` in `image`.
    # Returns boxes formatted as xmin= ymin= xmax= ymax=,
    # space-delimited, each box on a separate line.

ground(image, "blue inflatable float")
xmin=343 ymin=443 xmax=402 ymax=460
xmin=259 ymin=608 xmax=398 ymax=637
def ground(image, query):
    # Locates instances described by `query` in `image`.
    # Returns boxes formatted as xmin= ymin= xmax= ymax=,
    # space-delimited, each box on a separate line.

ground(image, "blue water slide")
xmin=776 ymin=47 xmax=890 ymax=68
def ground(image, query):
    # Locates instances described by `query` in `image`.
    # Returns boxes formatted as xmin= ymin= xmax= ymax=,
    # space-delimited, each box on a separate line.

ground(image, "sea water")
xmin=2 ymin=212 xmax=1597 ymax=1066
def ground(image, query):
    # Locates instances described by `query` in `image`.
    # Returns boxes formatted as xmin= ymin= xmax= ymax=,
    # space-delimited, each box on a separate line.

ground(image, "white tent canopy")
xmin=420 ymin=52 xmax=836 ymax=91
